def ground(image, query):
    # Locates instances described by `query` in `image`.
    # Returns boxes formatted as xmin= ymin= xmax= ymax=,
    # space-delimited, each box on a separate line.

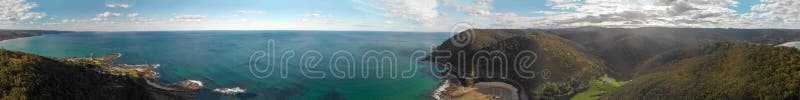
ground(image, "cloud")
xmin=529 ymin=0 xmax=747 ymax=28
xmin=443 ymin=0 xmax=493 ymax=16
xmin=428 ymin=0 xmax=759 ymax=29
xmin=91 ymin=12 xmax=123 ymax=21
xmin=237 ymin=10 xmax=265 ymax=15
xmin=751 ymin=0 xmax=800 ymax=24
xmin=127 ymin=13 xmax=139 ymax=17
xmin=60 ymin=19 xmax=79 ymax=24
xmin=300 ymin=12 xmax=342 ymax=24
xmin=531 ymin=11 xmax=567 ymax=15
xmin=97 ymin=12 xmax=123 ymax=17
xmin=172 ymin=14 xmax=207 ymax=22
xmin=305 ymin=13 xmax=323 ymax=18
xmin=106 ymin=4 xmax=132 ymax=8
xmin=353 ymin=0 xmax=439 ymax=26
xmin=0 ymin=0 xmax=47 ymax=23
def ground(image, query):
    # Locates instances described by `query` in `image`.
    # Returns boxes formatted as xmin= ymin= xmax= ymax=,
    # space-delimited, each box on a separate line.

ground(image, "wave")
xmin=432 ymin=80 xmax=450 ymax=100
xmin=779 ymin=41 xmax=800 ymax=47
xmin=213 ymin=87 xmax=246 ymax=95
xmin=187 ymin=80 xmax=203 ymax=87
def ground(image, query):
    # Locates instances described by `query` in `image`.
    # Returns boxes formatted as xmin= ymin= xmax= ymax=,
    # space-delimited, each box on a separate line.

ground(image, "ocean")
xmin=0 ymin=31 xmax=451 ymax=100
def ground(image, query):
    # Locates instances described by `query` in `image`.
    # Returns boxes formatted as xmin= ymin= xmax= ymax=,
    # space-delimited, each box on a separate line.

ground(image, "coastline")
xmin=779 ymin=41 xmax=800 ymax=48
xmin=0 ymin=30 xmax=72 ymax=41
xmin=0 ymin=31 xmax=207 ymax=99
xmin=66 ymin=53 xmax=203 ymax=99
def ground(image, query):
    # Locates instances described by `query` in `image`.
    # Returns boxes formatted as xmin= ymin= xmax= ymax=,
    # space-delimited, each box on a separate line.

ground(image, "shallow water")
xmin=0 ymin=31 xmax=451 ymax=100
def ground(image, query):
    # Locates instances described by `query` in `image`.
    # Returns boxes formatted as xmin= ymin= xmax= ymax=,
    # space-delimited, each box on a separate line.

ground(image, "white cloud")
xmin=98 ymin=12 xmax=123 ymax=17
xmin=300 ymin=12 xmax=342 ymax=24
xmin=305 ymin=13 xmax=323 ymax=18
xmin=443 ymin=0 xmax=493 ymax=16
xmin=517 ymin=0 xmax=749 ymax=28
xmin=237 ymin=10 xmax=265 ymax=15
xmin=751 ymin=0 xmax=800 ymax=24
xmin=427 ymin=0 xmax=763 ymax=30
xmin=127 ymin=13 xmax=140 ymax=17
xmin=172 ymin=14 xmax=207 ymax=22
xmin=531 ymin=11 xmax=567 ymax=15
xmin=15 ymin=0 xmax=800 ymax=32
xmin=106 ymin=4 xmax=132 ymax=9
xmin=0 ymin=0 xmax=47 ymax=23
xmin=61 ymin=19 xmax=76 ymax=23
xmin=354 ymin=0 xmax=439 ymax=26
xmin=91 ymin=12 xmax=123 ymax=21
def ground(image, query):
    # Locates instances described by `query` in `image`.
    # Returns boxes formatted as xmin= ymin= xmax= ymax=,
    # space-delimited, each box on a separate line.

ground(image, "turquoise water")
xmin=0 ymin=31 xmax=450 ymax=100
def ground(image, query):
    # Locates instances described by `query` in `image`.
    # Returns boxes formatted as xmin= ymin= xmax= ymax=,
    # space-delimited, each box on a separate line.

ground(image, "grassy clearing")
xmin=571 ymin=75 xmax=627 ymax=100
xmin=122 ymin=69 xmax=140 ymax=78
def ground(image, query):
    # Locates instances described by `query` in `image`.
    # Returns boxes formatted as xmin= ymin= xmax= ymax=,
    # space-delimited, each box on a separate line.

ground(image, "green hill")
xmin=0 ymin=30 xmax=69 ymax=41
xmin=430 ymin=28 xmax=800 ymax=100
xmin=427 ymin=29 xmax=607 ymax=99
xmin=601 ymin=43 xmax=800 ymax=99
xmin=537 ymin=27 xmax=800 ymax=79
xmin=0 ymin=49 xmax=155 ymax=99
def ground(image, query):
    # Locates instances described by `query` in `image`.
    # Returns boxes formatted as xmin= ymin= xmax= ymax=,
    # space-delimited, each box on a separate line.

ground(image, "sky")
xmin=0 ymin=0 xmax=799 ymax=32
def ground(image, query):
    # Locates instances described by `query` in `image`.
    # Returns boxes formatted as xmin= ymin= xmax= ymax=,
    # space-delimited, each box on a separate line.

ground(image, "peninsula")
xmin=0 ymin=30 xmax=201 ymax=100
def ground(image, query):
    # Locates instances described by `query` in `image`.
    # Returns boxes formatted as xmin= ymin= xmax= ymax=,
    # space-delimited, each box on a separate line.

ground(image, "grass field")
xmin=571 ymin=75 xmax=627 ymax=100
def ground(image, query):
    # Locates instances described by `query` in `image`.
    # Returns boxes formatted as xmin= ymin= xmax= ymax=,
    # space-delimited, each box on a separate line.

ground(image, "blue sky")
xmin=1 ymin=0 xmax=798 ymax=31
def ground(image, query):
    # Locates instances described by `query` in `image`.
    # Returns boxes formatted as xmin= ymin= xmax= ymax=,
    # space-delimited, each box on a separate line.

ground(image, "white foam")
xmin=152 ymin=64 xmax=160 ymax=69
xmin=432 ymin=80 xmax=450 ymax=100
xmin=779 ymin=41 xmax=800 ymax=48
xmin=213 ymin=87 xmax=246 ymax=95
xmin=187 ymin=80 xmax=203 ymax=87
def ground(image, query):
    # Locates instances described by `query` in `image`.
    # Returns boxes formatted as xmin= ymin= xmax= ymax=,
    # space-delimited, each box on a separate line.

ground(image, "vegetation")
xmin=601 ymin=43 xmax=800 ymax=99
xmin=0 ymin=30 xmax=67 ymax=41
xmin=571 ymin=75 xmax=626 ymax=100
xmin=431 ymin=28 xmax=800 ymax=99
xmin=0 ymin=49 xmax=152 ymax=99
xmin=537 ymin=27 xmax=800 ymax=79
xmin=121 ymin=69 xmax=140 ymax=78
xmin=428 ymin=29 xmax=607 ymax=99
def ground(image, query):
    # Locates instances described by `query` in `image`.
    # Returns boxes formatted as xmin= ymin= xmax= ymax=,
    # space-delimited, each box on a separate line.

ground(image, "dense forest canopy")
xmin=430 ymin=27 xmax=800 ymax=100
xmin=602 ymin=43 xmax=800 ymax=99
xmin=0 ymin=49 xmax=152 ymax=99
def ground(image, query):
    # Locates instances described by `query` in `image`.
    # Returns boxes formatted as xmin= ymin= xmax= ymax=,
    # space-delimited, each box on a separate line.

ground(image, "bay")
xmin=0 ymin=31 xmax=450 ymax=100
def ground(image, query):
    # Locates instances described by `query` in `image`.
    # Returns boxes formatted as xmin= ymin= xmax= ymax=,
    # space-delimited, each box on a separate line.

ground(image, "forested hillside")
xmin=428 ymin=29 xmax=607 ymax=99
xmin=430 ymin=27 xmax=800 ymax=100
xmin=0 ymin=49 xmax=152 ymax=99
xmin=601 ymin=43 xmax=800 ymax=99
xmin=535 ymin=27 xmax=800 ymax=79
xmin=0 ymin=30 xmax=67 ymax=41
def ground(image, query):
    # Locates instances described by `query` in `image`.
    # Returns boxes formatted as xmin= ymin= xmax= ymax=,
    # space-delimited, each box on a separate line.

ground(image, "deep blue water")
xmin=0 ymin=31 xmax=451 ymax=100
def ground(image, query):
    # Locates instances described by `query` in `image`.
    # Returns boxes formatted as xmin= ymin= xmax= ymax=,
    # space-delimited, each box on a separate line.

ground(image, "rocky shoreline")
xmin=64 ymin=53 xmax=204 ymax=99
